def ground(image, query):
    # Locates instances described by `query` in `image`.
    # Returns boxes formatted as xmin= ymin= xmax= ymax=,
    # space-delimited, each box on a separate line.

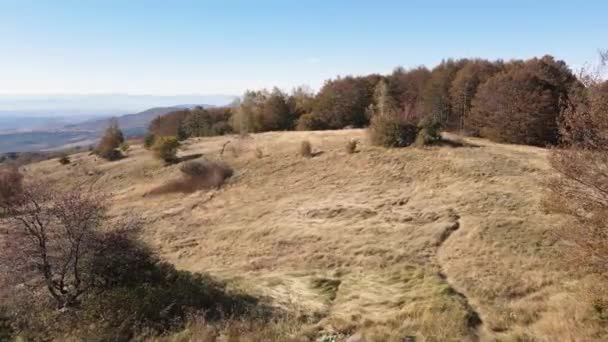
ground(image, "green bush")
xmin=415 ymin=116 xmax=442 ymax=146
xmin=58 ymin=155 xmax=71 ymax=165
xmin=152 ymin=136 xmax=180 ymax=164
xmin=144 ymin=134 xmax=156 ymax=149
xmin=97 ymin=147 xmax=123 ymax=161
xmin=368 ymin=114 xmax=418 ymax=147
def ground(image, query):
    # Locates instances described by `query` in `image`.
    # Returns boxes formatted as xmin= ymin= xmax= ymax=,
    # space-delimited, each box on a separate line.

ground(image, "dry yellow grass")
xmin=24 ymin=129 xmax=606 ymax=341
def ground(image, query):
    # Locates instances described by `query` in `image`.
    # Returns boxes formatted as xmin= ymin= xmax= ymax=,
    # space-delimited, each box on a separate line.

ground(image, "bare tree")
xmin=0 ymin=172 xmax=107 ymax=309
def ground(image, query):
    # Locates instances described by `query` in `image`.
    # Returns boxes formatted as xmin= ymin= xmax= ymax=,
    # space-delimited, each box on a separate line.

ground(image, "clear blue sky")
xmin=0 ymin=0 xmax=606 ymax=95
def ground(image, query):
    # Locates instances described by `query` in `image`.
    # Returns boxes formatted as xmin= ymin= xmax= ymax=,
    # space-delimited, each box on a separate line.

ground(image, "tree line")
xmin=144 ymin=54 xmax=593 ymax=148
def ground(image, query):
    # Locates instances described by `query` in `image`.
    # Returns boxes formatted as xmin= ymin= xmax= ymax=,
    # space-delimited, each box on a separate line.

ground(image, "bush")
xmin=368 ymin=114 xmax=418 ymax=147
xmin=180 ymin=160 xmax=233 ymax=188
xmin=144 ymin=134 xmax=156 ymax=149
xmin=1 ymin=224 xmax=264 ymax=340
xmin=0 ymin=166 xmax=23 ymax=207
xmin=300 ymin=140 xmax=312 ymax=157
xmin=415 ymin=115 xmax=442 ymax=146
xmin=345 ymin=139 xmax=358 ymax=154
xmin=58 ymin=155 xmax=71 ymax=165
xmin=119 ymin=142 xmax=130 ymax=152
xmin=97 ymin=147 xmax=123 ymax=161
xmin=149 ymin=160 xmax=234 ymax=195
xmin=97 ymin=119 xmax=125 ymax=161
xmin=152 ymin=136 xmax=180 ymax=164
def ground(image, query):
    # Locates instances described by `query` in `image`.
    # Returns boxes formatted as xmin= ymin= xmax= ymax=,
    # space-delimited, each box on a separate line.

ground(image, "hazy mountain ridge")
xmin=0 ymin=104 xmax=219 ymax=153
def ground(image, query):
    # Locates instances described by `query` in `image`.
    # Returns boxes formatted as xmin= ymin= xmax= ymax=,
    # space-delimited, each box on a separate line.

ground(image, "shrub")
xmin=152 ymin=136 xmax=180 ymax=164
xmin=180 ymin=160 xmax=233 ymax=187
xmin=345 ymin=139 xmax=358 ymax=154
xmin=58 ymin=154 xmax=71 ymax=165
xmin=300 ymin=140 xmax=312 ymax=157
xmin=149 ymin=160 xmax=234 ymax=195
xmin=254 ymin=146 xmax=264 ymax=159
xmin=144 ymin=134 xmax=156 ymax=149
xmin=415 ymin=115 xmax=442 ymax=146
xmin=368 ymin=114 xmax=418 ymax=147
xmin=0 ymin=166 xmax=23 ymax=208
xmin=97 ymin=119 xmax=124 ymax=161
xmin=119 ymin=142 xmax=130 ymax=152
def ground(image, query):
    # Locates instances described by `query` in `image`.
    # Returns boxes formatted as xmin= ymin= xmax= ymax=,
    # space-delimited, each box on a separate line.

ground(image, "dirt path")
xmin=436 ymin=215 xmax=485 ymax=342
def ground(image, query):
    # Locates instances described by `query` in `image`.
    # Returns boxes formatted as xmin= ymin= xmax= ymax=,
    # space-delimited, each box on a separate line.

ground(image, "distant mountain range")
xmin=65 ymin=104 xmax=214 ymax=136
xmin=0 ymin=104 xmax=220 ymax=153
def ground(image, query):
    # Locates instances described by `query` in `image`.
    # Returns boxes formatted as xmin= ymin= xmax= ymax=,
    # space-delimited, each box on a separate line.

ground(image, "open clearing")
xmin=26 ymin=129 xmax=604 ymax=341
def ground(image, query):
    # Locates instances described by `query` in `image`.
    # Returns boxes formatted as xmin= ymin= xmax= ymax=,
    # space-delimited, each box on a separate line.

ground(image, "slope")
xmin=26 ymin=129 xmax=604 ymax=341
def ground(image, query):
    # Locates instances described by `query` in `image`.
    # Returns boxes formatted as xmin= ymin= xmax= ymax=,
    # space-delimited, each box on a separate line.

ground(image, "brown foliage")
xmin=547 ymin=148 xmax=608 ymax=275
xmin=470 ymin=56 xmax=578 ymax=146
xmin=559 ymin=81 xmax=608 ymax=149
xmin=306 ymin=75 xmax=381 ymax=130
xmin=0 ymin=165 xmax=23 ymax=208
xmin=96 ymin=119 xmax=124 ymax=161
xmin=449 ymin=60 xmax=502 ymax=132
xmin=388 ymin=66 xmax=431 ymax=117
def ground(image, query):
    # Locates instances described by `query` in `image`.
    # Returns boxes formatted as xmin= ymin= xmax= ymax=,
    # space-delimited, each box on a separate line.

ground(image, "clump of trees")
xmin=96 ymin=119 xmax=125 ymax=160
xmin=148 ymin=106 xmax=233 ymax=142
xmin=141 ymin=54 xmax=587 ymax=150
xmin=300 ymin=75 xmax=381 ymax=130
xmin=469 ymin=56 xmax=578 ymax=146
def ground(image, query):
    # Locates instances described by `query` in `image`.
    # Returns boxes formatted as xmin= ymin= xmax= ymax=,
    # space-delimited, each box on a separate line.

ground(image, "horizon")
xmin=1 ymin=0 xmax=607 ymax=96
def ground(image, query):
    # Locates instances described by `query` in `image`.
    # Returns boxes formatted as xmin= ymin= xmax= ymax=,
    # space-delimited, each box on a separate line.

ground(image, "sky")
xmin=0 ymin=0 xmax=606 ymax=96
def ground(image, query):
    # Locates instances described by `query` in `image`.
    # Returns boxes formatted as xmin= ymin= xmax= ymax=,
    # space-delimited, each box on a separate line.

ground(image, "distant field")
xmin=0 ymin=130 xmax=97 ymax=153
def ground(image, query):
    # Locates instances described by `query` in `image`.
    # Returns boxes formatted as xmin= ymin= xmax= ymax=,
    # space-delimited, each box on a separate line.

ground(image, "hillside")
xmin=65 ymin=105 xmax=214 ymax=134
xmin=0 ymin=105 xmax=215 ymax=153
xmin=26 ymin=129 xmax=602 ymax=341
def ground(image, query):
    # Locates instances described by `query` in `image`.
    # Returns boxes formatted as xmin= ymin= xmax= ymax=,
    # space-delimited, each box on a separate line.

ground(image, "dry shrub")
xmin=96 ymin=119 xmax=124 ymax=161
xmin=547 ymin=148 xmax=608 ymax=274
xmin=149 ymin=160 xmax=233 ymax=195
xmin=300 ymin=140 xmax=312 ymax=157
xmin=58 ymin=154 xmax=70 ymax=165
xmin=254 ymin=146 xmax=264 ymax=159
xmin=0 ymin=166 xmax=23 ymax=207
xmin=368 ymin=114 xmax=418 ymax=147
xmin=345 ymin=139 xmax=358 ymax=154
